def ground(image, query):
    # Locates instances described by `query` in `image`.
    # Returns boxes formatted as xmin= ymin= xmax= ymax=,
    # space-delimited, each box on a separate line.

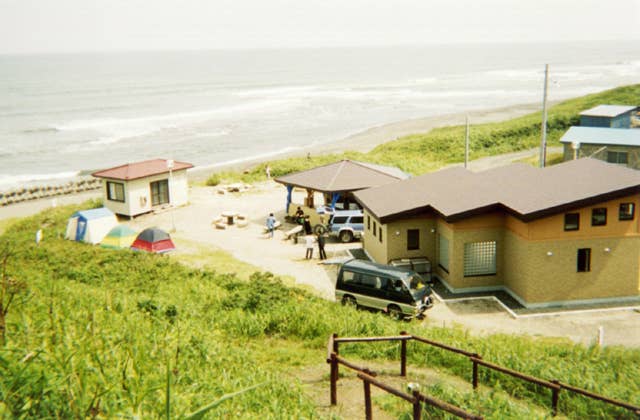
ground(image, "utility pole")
xmin=464 ymin=116 xmax=470 ymax=169
xmin=539 ymin=64 xmax=549 ymax=168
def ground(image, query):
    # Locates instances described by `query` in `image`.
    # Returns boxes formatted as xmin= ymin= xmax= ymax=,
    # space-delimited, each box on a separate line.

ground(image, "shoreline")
xmin=1 ymin=100 xmax=544 ymax=199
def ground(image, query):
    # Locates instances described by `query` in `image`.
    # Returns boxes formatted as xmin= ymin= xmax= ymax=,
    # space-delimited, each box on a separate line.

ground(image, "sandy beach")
xmin=2 ymin=103 xmax=639 ymax=348
xmin=187 ymin=101 xmax=545 ymax=181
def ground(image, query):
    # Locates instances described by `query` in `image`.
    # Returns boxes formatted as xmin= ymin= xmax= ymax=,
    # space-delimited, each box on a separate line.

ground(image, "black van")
xmin=336 ymin=259 xmax=434 ymax=319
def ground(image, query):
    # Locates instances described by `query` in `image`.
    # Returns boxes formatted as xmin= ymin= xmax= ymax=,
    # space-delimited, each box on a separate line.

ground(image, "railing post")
xmin=551 ymin=380 xmax=560 ymax=417
xmin=332 ymin=333 xmax=339 ymax=355
xmin=363 ymin=378 xmax=372 ymax=420
xmin=400 ymin=331 xmax=408 ymax=377
xmin=412 ymin=390 xmax=422 ymax=420
xmin=330 ymin=353 xmax=338 ymax=405
xmin=472 ymin=354 xmax=481 ymax=390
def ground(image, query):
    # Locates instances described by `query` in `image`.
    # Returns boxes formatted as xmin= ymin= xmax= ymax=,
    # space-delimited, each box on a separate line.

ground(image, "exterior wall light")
xmin=430 ymin=228 xmax=436 ymax=233
xmin=395 ymin=231 xmax=400 ymax=236
xmin=604 ymin=247 xmax=611 ymax=253
xmin=546 ymin=251 xmax=553 ymax=256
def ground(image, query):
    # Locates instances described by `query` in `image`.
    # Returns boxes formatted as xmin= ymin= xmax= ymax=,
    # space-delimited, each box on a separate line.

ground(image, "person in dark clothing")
xmin=294 ymin=207 xmax=305 ymax=224
xmin=317 ymin=233 xmax=326 ymax=260
xmin=303 ymin=215 xmax=312 ymax=234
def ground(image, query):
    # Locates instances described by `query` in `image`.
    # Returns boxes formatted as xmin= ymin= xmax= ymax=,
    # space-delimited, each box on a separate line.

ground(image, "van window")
xmin=351 ymin=216 xmax=364 ymax=224
xmin=332 ymin=216 xmax=348 ymax=224
xmin=341 ymin=270 xmax=356 ymax=284
xmin=360 ymin=274 xmax=379 ymax=288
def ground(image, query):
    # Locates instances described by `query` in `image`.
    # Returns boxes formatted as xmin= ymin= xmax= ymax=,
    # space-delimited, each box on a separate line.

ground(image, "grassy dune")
xmin=0 ymin=203 xmax=639 ymax=418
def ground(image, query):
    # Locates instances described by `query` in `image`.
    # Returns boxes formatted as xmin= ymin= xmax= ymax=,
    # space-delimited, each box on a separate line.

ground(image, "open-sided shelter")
xmin=65 ymin=207 xmax=118 ymax=244
xmin=92 ymin=158 xmax=193 ymax=218
xmin=131 ymin=227 xmax=175 ymax=253
xmin=274 ymin=160 xmax=408 ymax=217
xmin=101 ymin=224 xmax=138 ymax=249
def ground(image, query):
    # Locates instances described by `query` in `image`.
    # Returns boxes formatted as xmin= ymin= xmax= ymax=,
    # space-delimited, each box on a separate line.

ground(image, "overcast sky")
xmin=1 ymin=0 xmax=639 ymax=54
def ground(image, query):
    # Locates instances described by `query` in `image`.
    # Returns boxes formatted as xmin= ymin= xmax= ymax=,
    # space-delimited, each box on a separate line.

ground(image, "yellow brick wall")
xmin=504 ymin=231 xmax=640 ymax=304
xmin=363 ymin=211 xmax=387 ymax=263
xmin=382 ymin=217 xmax=437 ymax=263
xmin=527 ymin=194 xmax=640 ymax=241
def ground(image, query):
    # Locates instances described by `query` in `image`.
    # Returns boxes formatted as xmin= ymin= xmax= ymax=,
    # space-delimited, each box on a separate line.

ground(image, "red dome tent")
xmin=131 ymin=227 xmax=175 ymax=253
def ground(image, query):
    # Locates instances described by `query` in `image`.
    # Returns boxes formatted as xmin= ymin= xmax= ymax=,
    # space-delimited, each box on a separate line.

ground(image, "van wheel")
xmin=388 ymin=305 xmax=403 ymax=320
xmin=339 ymin=230 xmax=353 ymax=243
xmin=342 ymin=296 xmax=357 ymax=307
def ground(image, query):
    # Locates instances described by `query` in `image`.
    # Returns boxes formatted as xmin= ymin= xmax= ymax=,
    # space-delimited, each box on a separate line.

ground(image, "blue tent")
xmin=65 ymin=207 xmax=118 ymax=244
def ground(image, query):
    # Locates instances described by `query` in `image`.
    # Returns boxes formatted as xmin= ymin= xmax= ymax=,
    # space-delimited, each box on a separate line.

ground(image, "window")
xmin=464 ymin=241 xmax=497 ymax=277
xmin=106 ymin=181 xmax=125 ymax=202
xmin=619 ymin=203 xmax=635 ymax=221
xmin=591 ymin=208 xmax=607 ymax=226
xmin=438 ymin=234 xmax=449 ymax=272
xmin=606 ymin=151 xmax=628 ymax=165
xmin=373 ymin=221 xmax=377 ymax=237
xmin=577 ymin=248 xmax=591 ymax=272
xmin=367 ymin=215 xmax=370 ymax=230
xmin=564 ymin=213 xmax=579 ymax=231
xmin=332 ymin=216 xmax=348 ymax=224
xmin=351 ymin=216 xmax=364 ymax=224
xmin=150 ymin=179 xmax=169 ymax=206
xmin=342 ymin=271 xmax=356 ymax=284
xmin=407 ymin=229 xmax=420 ymax=250
xmin=379 ymin=227 xmax=383 ymax=243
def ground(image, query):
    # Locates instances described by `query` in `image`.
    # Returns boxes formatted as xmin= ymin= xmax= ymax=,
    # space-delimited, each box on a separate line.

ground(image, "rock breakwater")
xmin=0 ymin=177 xmax=102 ymax=206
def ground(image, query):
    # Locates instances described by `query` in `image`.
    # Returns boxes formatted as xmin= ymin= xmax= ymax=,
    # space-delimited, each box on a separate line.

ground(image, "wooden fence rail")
xmin=327 ymin=332 xmax=640 ymax=418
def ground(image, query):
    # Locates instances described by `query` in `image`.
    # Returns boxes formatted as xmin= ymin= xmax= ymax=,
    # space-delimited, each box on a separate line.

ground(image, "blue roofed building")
xmin=560 ymin=126 xmax=640 ymax=168
xmin=579 ymin=105 xmax=637 ymax=128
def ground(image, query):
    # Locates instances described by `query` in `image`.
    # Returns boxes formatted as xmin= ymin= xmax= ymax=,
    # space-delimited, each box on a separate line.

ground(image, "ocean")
xmin=1 ymin=41 xmax=639 ymax=190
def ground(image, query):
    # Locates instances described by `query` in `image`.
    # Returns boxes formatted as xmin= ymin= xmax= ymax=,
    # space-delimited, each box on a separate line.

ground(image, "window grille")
xmin=464 ymin=241 xmax=497 ymax=276
xmin=438 ymin=234 xmax=449 ymax=272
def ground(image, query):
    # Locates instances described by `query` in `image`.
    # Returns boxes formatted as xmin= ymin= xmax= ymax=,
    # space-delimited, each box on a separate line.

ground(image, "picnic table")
xmin=221 ymin=210 xmax=238 ymax=225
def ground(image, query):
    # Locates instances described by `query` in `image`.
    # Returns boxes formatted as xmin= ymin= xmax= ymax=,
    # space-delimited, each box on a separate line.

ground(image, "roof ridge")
xmin=326 ymin=160 xmax=347 ymax=190
xmin=350 ymin=159 xmax=406 ymax=179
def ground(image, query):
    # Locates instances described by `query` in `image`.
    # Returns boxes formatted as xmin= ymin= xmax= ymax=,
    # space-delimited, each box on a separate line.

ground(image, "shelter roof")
xmin=354 ymin=158 xmax=640 ymax=222
xmin=274 ymin=160 xmax=408 ymax=193
xmin=92 ymin=159 xmax=193 ymax=181
xmin=579 ymin=105 xmax=637 ymax=118
xmin=559 ymin=126 xmax=640 ymax=147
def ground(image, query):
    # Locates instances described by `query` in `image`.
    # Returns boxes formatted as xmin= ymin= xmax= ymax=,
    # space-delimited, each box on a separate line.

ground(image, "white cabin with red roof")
xmin=92 ymin=159 xmax=193 ymax=217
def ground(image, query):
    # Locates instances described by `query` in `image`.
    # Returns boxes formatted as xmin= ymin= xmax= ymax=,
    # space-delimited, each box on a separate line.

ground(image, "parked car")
xmin=313 ymin=209 xmax=364 ymax=242
xmin=335 ymin=259 xmax=434 ymax=320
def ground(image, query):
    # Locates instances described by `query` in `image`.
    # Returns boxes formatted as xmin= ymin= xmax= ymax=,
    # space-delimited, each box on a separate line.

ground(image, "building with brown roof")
xmin=92 ymin=158 xmax=193 ymax=217
xmin=354 ymin=158 xmax=640 ymax=308
xmin=274 ymin=159 xmax=408 ymax=222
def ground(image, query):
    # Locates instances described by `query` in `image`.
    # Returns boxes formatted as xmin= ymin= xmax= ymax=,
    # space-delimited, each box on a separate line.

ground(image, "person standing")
xmin=305 ymin=235 xmax=314 ymax=259
xmin=303 ymin=215 xmax=312 ymax=235
xmin=317 ymin=233 xmax=326 ymax=260
xmin=266 ymin=213 xmax=276 ymax=238
xmin=265 ymin=164 xmax=271 ymax=179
